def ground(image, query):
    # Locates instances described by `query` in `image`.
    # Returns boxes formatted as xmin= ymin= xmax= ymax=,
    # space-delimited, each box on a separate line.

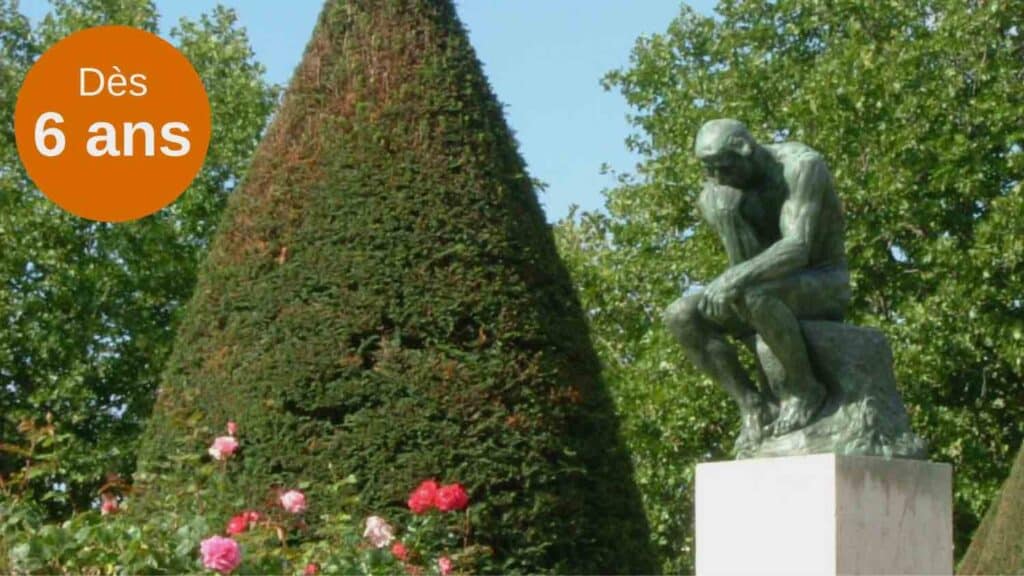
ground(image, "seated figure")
xmin=663 ymin=119 xmax=852 ymax=453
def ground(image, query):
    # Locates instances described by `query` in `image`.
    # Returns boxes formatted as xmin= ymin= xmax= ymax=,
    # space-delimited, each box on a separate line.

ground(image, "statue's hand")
xmin=700 ymin=276 xmax=741 ymax=321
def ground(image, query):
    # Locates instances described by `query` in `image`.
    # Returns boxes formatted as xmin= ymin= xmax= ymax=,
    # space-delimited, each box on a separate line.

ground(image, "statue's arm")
xmin=699 ymin=182 xmax=758 ymax=266
xmin=697 ymin=182 xmax=719 ymax=226
xmin=718 ymin=155 xmax=827 ymax=288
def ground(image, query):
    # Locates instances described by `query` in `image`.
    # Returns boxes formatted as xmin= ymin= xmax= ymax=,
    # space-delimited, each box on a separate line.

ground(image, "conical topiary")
xmin=958 ymin=443 xmax=1024 ymax=574
xmin=136 ymin=0 xmax=653 ymax=571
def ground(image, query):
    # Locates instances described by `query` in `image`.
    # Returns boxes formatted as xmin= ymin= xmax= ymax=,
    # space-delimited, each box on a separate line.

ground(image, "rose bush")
xmin=1 ymin=418 xmax=494 ymax=574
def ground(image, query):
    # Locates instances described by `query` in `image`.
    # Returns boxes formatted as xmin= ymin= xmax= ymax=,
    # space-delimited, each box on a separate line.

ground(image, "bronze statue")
xmin=665 ymin=119 xmax=925 ymax=459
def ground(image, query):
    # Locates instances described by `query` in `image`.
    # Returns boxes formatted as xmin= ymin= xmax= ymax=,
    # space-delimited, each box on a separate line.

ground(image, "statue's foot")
xmin=734 ymin=424 xmax=760 ymax=457
xmin=735 ymin=402 xmax=774 ymax=456
xmin=771 ymin=383 xmax=826 ymax=436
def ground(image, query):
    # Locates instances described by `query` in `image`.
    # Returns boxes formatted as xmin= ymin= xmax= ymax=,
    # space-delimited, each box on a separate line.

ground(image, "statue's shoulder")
xmin=765 ymin=141 xmax=824 ymax=167
xmin=766 ymin=142 xmax=830 ymax=196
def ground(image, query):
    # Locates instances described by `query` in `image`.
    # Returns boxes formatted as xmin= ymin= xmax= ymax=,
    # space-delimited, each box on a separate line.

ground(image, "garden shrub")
xmin=137 ymin=1 xmax=653 ymax=572
xmin=958 ymin=443 xmax=1024 ymax=574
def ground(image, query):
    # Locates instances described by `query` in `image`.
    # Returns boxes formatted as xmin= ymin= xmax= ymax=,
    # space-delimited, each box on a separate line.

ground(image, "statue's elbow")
xmin=788 ymin=240 xmax=811 ymax=268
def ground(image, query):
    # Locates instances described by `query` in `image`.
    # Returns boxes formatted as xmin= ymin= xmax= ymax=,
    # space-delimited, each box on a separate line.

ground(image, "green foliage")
xmin=2 ymin=495 xmax=215 ymax=574
xmin=0 ymin=0 xmax=277 ymax=518
xmin=958 ymin=442 xmax=1024 ymax=575
xmin=555 ymin=0 xmax=1024 ymax=571
xmin=137 ymin=1 xmax=653 ymax=573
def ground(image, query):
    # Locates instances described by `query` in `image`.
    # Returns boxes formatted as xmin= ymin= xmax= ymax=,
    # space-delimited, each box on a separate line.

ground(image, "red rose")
xmin=100 ymin=493 xmax=119 ymax=516
xmin=225 ymin=510 xmax=260 ymax=535
xmin=226 ymin=514 xmax=249 ymax=535
xmin=303 ymin=563 xmax=319 ymax=575
xmin=407 ymin=479 xmax=439 ymax=514
xmin=435 ymin=483 xmax=469 ymax=512
xmin=391 ymin=541 xmax=409 ymax=561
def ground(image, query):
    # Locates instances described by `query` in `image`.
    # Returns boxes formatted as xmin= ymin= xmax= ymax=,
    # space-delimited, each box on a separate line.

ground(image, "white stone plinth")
xmin=695 ymin=454 xmax=952 ymax=575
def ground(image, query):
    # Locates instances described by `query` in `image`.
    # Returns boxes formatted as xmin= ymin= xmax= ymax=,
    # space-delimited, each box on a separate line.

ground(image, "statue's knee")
xmin=662 ymin=299 xmax=685 ymax=334
xmin=663 ymin=296 xmax=702 ymax=348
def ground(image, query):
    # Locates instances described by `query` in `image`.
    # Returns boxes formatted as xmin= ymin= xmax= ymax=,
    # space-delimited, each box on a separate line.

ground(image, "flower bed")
xmin=1 ymin=420 xmax=493 ymax=574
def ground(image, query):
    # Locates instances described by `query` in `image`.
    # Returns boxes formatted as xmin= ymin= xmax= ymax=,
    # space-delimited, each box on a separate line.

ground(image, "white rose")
xmin=362 ymin=515 xmax=395 ymax=548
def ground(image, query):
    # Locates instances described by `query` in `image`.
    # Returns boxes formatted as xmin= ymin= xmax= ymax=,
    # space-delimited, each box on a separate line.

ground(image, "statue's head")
xmin=695 ymin=119 xmax=759 ymax=188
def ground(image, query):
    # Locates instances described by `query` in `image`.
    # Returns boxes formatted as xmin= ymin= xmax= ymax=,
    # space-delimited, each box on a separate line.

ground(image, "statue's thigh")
xmin=751 ymin=268 xmax=849 ymax=320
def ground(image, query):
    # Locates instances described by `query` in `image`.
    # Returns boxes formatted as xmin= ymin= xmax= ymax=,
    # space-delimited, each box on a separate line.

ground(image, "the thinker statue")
xmin=665 ymin=119 xmax=925 ymax=459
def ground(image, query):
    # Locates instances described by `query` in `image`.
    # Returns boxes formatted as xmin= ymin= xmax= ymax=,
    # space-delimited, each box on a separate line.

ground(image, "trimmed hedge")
xmin=958 ymin=443 xmax=1024 ymax=575
xmin=137 ymin=0 xmax=653 ymax=572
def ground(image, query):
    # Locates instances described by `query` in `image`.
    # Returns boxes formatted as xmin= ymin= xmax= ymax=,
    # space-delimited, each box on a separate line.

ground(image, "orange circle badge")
xmin=14 ymin=26 xmax=211 ymax=222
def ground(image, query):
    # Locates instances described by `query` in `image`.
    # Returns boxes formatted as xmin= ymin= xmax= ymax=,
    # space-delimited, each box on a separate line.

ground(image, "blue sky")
xmin=21 ymin=1 xmax=716 ymax=221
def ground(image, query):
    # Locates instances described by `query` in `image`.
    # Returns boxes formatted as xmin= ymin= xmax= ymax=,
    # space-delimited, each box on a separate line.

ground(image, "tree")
xmin=0 ymin=0 xmax=277 ymax=517
xmin=136 ymin=1 xmax=653 ymax=572
xmin=958 ymin=442 xmax=1024 ymax=574
xmin=555 ymin=0 xmax=1024 ymax=571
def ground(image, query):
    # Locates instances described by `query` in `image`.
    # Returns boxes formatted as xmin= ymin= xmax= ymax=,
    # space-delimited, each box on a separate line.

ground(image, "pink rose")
xmin=279 ymin=489 xmax=307 ymax=514
xmin=100 ymin=493 xmax=119 ymax=516
xmin=407 ymin=479 xmax=439 ymax=514
xmin=435 ymin=483 xmax=469 ymax=512
xmin=200 ymin=535 xmax=242 ymax=574
xmin=362 ymin=515 xmax=395 ymax=548
xmin=438 ymin=556 xmax=453 ymax=576
xmin=391 ymin=541 xmax=409 ymax=561
xmin=226 ymin=421 xmax=238 ymax=436
xmin=208 ymin=436 xmax=239 ymax=461
xmin=303 ymin=563 xmax=319 ymax=575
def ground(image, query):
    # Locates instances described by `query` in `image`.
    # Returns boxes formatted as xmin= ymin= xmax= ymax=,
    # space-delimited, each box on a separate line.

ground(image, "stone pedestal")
xmin=695 ymin=454 xmax=952 ymax=575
